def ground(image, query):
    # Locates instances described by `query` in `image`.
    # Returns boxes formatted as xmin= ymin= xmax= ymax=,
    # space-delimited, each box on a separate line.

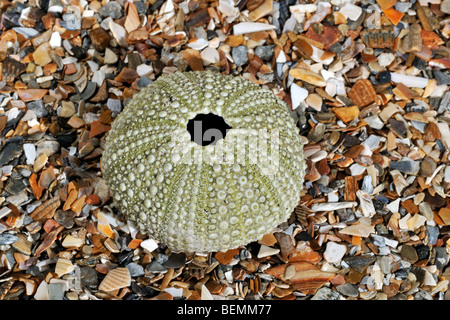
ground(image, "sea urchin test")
xmin=102 ymin=71 xmax=306 ymax=252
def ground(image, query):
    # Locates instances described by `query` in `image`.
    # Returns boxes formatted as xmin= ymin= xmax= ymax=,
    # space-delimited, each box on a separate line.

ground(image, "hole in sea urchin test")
xmin=186 ymin=113 xmax=232 ymax=146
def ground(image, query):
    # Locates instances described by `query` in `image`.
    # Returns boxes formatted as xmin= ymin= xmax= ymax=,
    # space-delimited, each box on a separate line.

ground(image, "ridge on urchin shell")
xmin=101 ymin=71 xmax=306 ymax=252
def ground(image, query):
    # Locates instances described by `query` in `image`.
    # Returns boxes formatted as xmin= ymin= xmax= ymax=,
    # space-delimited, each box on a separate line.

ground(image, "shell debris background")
xmin=0 ymin=0 xmax=448 ymax=302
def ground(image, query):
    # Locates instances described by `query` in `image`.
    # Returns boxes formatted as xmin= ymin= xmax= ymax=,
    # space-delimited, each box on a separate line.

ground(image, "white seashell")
xmin=187 ymin=38 xmax=209 ymax=50
xmin=34 ymin=280 xmax=49 ymax=300
xmin=257 ymin=245 xmax=280 ymax=258
xmin=310 ymin=202 xmax=357 ymax=211
xmin=356 ymin=190 xmax=376 ymax=218
xmin=140 ymin=238 xmax=159 ymax=252
xmin=201 ymin=284 xmax=214 ymax=300
xmin=233 ymin=22 xmax=277 ymax=35
xmin=290 ymin=83 xmax=308 ymax=110
xmin=390 ymin=72 xmax=429 ymax=88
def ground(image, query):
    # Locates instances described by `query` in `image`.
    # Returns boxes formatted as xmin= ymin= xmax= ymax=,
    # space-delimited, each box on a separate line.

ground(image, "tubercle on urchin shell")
xmin=102 ymin=71 xmax=306 ymax=252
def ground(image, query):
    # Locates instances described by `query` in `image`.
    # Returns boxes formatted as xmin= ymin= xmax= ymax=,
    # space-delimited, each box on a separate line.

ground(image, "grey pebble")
xmin=438 ymin=91 xmax=450 ymax=113
xmin=35 ymin=140 xmax=60 ymax=158
xmin=375 ymin=224 xmax=389 ymax=235
xmin=311 ymin=287 xmax=344 ymax=300
xmin=22 ymin=214 xmax=34 ymax=226
xmin=364 ymin=114 xmax=385 ymax=130
xmin=26 ymin=201 xmax=42 ymax=214
xmin=164 ymin=252 xmax=186 ymax=268
xmin=127 ymin=262 xmax=145 ymax=277
xmin=390 ymin=293 xmax=408 ymax=300
xmin=434 ymin=70 xmax=450 ymax=85
xmin=343 ymin=255 xmax=377 ymax=273
xmin=255 ymin=45 xmax=274 ymax=62
xmin=434 ymin=247 xmax=448 ymax=270
xmin=27 ymin=100 xmax=48 ymax=118
xmin=138 ymin=76 xmax=152 ymax=88
xmin=336 ymin=208 xmax=355 ymax=223
xmin=0 ymin=142 xmax=23 ymax=166
xmin=107 ymin=98 xmax=122 ymax=113
xmin=395 ymin=1 xmax=412 ymax=12
xmin=400 ymin=244 xmax=418 ymax=264
xmin=155 ymin=253 xmax=168 ymax=264
xmin=258 ymin=72 xmax=275 ymax=83
xmin=12 ymin=27 xmax=39 ymax=38
xmin=389 ymin=159 xmax=420 ymax=175
xmin=378 ymin=256 xmax=391 ymax=274
xmin=394 ymin=268 xmax=409 ymax=279
xmin=135 ymin=1 xmax=147 ymax=14
xmin=426 ymin=225 xmax=439 ymax=246
xmin=62 ymin=13 xmax=81 ymax=30
xmin=359 ymin=275 xmax=372 ymax=285
xmin=416 ymin=245 xmax=430 ymax=260
xmin=146 ymin=260 xmax=167 ymax=273
xmin=347 ymin=10 xmax=365 ymax=30
xmin=99 ymin=1 xmax=123 ymax=19
xmin=20 ymin=73 xmax=35 ymax=84
xmin=232 ymin=45 xmax=249 ymax=67
xmin=410 ymin=266 xmax=426 ymax=285
xmin=0 ymin=233 xmax=19 ymax=245
xmin=414 ymin=290 xmax=433 ymax=300
xmin=193 ymin=27 xmax=207 ymax=40
xmin=361 ymin=175 xmax=373 ymax=194
xmin=54 ymin=210 xmax=76 ymax=229
xmin=307 ymin=122 xmax=325 ymax=142
xmin=48 ymin=283 xmax=66 ymax=300
xmin=5 ymin=176 xmax=27 ymax=195
xmin=411 ymin=120 xmax=427 ymax=133
xmin=48 ymin=0 xmax=63 ymax=11
xmin=336 ymin=283 xmax=359 ymax=297
xmin=80 ymin=266 xmax=98 ymax=287
xmin=239 ymin=249 xmax=251 ymax=260
xmin=328 ymin=42 xmax=342 ymax=54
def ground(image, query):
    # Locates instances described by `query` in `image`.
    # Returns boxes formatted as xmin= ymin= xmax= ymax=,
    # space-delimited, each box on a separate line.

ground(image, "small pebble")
xmin=146 ymin=261 xmax=167 ymax=273
xmin=0 ymin=233 xmax=19 ymax=245
xmin=163 ymin=252 xmax=187 ymax=268
xmin=127 ymin=262 xmax=146 ymax=277
xmin=99 ymin=1 xmax=123 ymax=19
xmin=255 ymin=45 xmax=274 ymax=61
xmin=336 ymin=283 xmax=359 ymax=297
xmin=107 ymin=98 xmax=122 ymax=113
xmin=27 ymin=100 xmax=48 ymax=118
xmin=232 ymin=45 xmax=249 ymax=67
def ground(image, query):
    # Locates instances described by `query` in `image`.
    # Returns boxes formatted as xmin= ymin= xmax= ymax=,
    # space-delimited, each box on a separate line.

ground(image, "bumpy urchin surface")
xmin=102 ymin=71 xmax=306 ymax=252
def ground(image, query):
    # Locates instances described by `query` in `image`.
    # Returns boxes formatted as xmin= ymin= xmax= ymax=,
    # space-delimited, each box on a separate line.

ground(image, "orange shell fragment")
xmin=421 ymin=30 xmax=444 ymax=50
xmin=29 ymin=173 xmax=45 ymax=200
xmin=376 ymin=0 xmax=397 ymax=10
xmin=332 ymin=106 xmax=360 ymax=123
xmin=17 ymin=89 xmax=48 ymax=102
xmin=97 ymin=211 xmax=115 ymax=238
xmin=383 ymin=7 xmax=404 ymax=26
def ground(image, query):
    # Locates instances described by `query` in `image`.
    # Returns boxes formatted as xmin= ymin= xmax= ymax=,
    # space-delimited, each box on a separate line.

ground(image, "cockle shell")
xmin=98 ymin=267 xmax=131 ymax=292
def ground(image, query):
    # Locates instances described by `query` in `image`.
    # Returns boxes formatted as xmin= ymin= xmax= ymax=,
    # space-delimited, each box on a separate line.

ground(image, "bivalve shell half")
xmin=98 ymin=267 xmax=131 ymax=292
xmin=55 ymin=258 xmax=74 ymax=278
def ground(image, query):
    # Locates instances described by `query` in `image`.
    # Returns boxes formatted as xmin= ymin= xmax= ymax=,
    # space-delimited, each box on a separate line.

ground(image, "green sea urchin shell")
xmin=102 ymin=71 xmax=306 ymax=252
